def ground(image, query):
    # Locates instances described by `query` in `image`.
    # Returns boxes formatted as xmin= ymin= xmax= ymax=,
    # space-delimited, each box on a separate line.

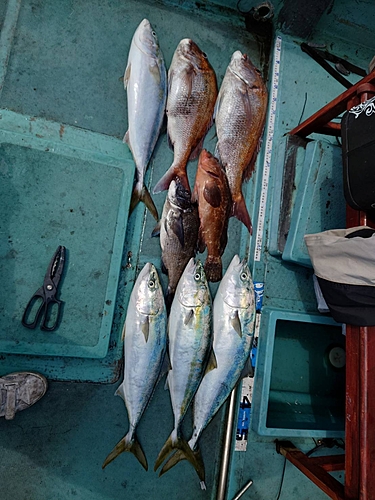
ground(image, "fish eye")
xmin=202 ymin=52 xmax=208 ymax=59
xmin=152 ymin=31 xmax=156 ymax=37
xmin=149 ymin=280 xmax=155 ymax=288
xmin=194 ymin=272 xmax=201 ymax=281
xmin=240 ymin=271 xmax=248 ymax=281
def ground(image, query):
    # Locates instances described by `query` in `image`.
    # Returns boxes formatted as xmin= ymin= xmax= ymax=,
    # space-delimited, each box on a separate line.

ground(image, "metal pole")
xmin=217 ymin=386 xmax=238 ymax=500
xmin=232 ymin=479 xmax=253 ymax=500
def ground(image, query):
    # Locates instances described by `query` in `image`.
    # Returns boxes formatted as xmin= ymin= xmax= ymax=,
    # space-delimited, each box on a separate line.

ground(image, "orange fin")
xmin=232 ymin=196 xmax=252 ymax=234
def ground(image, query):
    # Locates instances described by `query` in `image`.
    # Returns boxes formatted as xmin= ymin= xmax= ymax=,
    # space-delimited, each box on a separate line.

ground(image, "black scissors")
xmin=22 ymin=245 xmax=66 ymax=331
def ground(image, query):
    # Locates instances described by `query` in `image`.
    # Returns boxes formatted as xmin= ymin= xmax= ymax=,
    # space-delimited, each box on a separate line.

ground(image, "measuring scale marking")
xmin=254 ymin=35 xmax=282 ymax=262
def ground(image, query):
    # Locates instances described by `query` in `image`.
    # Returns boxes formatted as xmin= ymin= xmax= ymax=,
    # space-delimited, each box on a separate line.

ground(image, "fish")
xmin=102 ymin=263 xmax=167 ymax=470
xmin=192 ymin=149 xmax=231 ymax=282
xmin=154 ymin=259 xmax=212 ymax=480
xmin=214 ymin=51 xmax=268 ymax=234
xmin=152 ymin=178 xmax=199 ymax=310
xmin=159 ymin=255 xmax=255 ymax=489
xmin=124 ymin=19 xmax=167 ymax=221
xmin=153 ymin=38 xmax=218 ymax=194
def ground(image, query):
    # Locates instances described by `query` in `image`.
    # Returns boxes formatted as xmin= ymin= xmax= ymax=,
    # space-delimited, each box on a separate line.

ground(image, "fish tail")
xmin=204 ymin=255 xmax=222 ymax=282
xmin=159 ymin=447 xmax=206 ymax=489
xmin=153 ymin=164 xmax=190 ymax=194
xmin=130 ymin=181 xmax=159 ymax=221
xmin=102 ymin=433 xmax=148 ymax=471
xmin=231 ymin=196 xmax=252 ymax=234
xmin=154 ymin=435 xmax=205 ymax=483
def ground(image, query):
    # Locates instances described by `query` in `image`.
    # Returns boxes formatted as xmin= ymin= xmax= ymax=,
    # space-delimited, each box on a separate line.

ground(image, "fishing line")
xmin=275 ymin=456 xmax=287 ymax=500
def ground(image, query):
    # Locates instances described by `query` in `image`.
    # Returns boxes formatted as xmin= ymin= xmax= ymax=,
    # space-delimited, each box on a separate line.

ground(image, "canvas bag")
xmin=304 ymin=226 xmax=375 ymax=325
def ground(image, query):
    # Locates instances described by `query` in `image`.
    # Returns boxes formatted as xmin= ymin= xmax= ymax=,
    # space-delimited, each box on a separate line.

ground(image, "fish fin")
xmin=151 ymin=221 xmax=161 ymax=238
xmin=161 ymin=258 xmax=168 ymax=275
xmin=123 ymin=130 xmax=130 ymax=145
xmin=188 ymin=135 xmax=205 ymax=162
xmin=243 ymin=134 xmax=264 ymax=182
xmin=160 ymin=351 xmax=172 ymax=379
xmin=240 ymin=355 xmax=254 ymax=379
xmin=204 ymin=349 xmax=218 ymax=374
xmin=184 ymin=309 xmax=194 ymax=325
xmin=114 ymin=382 xmax=126 ymax=402
xmin=121 ymin=323 xmax=126 ymax=342
xmin=185 ymin=66 xmax=196 ymax=101
xmin=102 ymin=433 xmax=148 ymax=471
xmin=204 ymin=256 xmax=222 ymax=282
xmin=170 ymin=212 xmax=184 ymax=246
xmin=231 ymin=196 xmax=252 ymax=234
xmin=159 ymin=446 xmax=206 ymax=489
xmin=141 ymin=316 xmax=150 ymax=342
xmin=231 ymin=310 xmax=242 ymax=337
xmin=149 ymin=61 xmax=161 ymax=85
xmin=153 ymin=164 xmax=190 ymax=194
xmin=191 ymin=180 xmax=198 ymax=204
xmin=203 ymin=182 xmax=221 ymax=208
xmin=124 ymin=64 xmax=131 ymax=89
xmin=167 ymin=132 xmax=174 ymax=151
xmin=154 ymin=435 xmax=204 ymax=482
xmin=197 ymin=227 xmax=206 ymax=254
xmin=130 ymin=182 xmax=159 ymax=222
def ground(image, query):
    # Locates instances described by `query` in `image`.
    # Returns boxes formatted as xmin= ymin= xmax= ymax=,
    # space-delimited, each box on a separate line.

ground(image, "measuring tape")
xmin=254 ymin=35 xmax=282 ymax=262
xmin=235 ymin=312 xmax=261 ymax=452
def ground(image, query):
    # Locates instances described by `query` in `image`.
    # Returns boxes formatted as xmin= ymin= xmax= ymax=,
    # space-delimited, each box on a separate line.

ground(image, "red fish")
xmin=192 ymin=149 xmax=231 ymax=282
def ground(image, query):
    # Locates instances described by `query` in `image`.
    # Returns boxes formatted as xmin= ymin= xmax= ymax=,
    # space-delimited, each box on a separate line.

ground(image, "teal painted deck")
xmin=1 ymin=0 xmax=375 ymax=498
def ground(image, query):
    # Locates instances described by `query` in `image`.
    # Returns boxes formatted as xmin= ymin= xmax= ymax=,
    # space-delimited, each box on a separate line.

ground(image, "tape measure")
xmin=254 ymin=35 xmax=282 ymax=262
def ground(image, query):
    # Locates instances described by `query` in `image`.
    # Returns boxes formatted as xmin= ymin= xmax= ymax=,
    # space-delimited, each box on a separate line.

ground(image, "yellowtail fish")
xmin=160 ymin=255 xmax=255 ymax=489
xmin=102 ymin=263 xmax=167 ymax=470
xmin=154 ymin=259 xmax=212 ymax=481
xmin=124 ymin=19 xmax=167 ymax=220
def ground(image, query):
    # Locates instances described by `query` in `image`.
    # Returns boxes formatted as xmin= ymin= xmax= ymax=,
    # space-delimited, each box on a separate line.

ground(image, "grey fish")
xmin=153 ymin=38 xmax=218 ymax=194
xmin=124 ymin=19 xmax=167 ymax=220
xmin=102 ymin=263 xmax=167 ymax=470
xmin=153 ymin=178 xmax=199 ymax=310
xmin=160 ymin=255 xmax=255 ymax=489
xmin=215 ymin=51 xmax=268 ymax=233
xmin=154 ymin=259 xmax=212 ymax=480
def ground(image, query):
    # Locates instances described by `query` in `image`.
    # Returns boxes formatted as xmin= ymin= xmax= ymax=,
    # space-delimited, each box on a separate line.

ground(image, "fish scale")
xmin=153 ymin=38 xmax=217 ymax=194
xmin=215 ymin=50 xmax=268 ymax=234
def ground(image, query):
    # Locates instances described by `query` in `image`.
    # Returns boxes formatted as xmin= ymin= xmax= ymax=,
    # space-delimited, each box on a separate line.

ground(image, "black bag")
xmin=341 ymin=96 xmax=375 ymax=211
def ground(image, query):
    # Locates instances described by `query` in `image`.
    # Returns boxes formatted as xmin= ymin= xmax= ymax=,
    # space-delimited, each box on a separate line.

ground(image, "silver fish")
xmin=124 ymin=19 xmax=167 ymax=220
xmin=160 ymin=255 xmax=255 ymax=489
xmin=102 ymin=263 xmax=167 ymax=470
xmin=154 ymin=259 xmax=212 ymax=479
xmin=215 ymin=51 xmax=268 ymax=233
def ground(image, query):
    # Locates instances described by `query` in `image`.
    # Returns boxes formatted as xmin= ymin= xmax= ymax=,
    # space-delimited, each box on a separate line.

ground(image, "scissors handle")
xmin=21 ymin=290 xmax=62 ymax=331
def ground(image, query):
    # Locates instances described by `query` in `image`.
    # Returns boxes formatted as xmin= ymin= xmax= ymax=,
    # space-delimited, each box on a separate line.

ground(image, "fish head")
xmin=178 ymin=259 xmax=211 ymax=308
xmin=135 ymin=262 xmax=165 ymax=315
xmin=176 ymin=38 xmax=211 ymax=72
xmin=228 ymin=50 xmax=264 ymax=90
xmin=221 ymin=255 xmax=254 ymax=309
xmin=133 ymin=18 xmax=161 ymax=59
xmin=168 ymin=179 xmax=192 ymax=210
xmin=197 ymin=149 xmax=222 ymax=178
